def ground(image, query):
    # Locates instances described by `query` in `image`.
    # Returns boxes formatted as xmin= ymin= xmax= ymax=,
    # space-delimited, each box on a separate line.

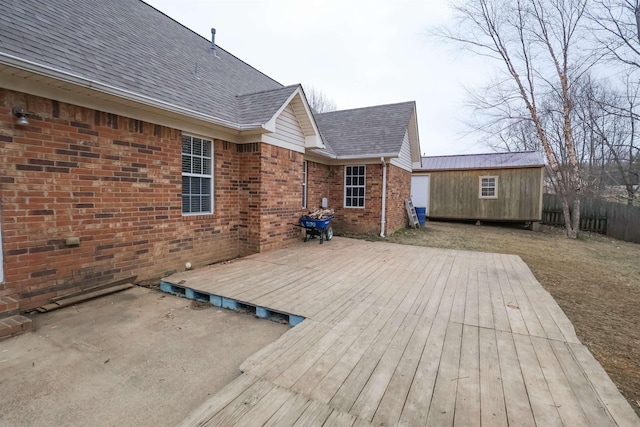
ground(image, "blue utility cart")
xmin=299 ymin=216 xmax=333 ymax=244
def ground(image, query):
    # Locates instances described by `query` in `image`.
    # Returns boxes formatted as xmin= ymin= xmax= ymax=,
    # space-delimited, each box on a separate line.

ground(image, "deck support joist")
xmin=159 ymin=281 xmax=305 ymax=326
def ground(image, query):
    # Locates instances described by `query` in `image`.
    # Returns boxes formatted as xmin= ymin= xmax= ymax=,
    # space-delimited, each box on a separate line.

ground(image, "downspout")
xmin=380 ymin=157 xmax=387 ymax=237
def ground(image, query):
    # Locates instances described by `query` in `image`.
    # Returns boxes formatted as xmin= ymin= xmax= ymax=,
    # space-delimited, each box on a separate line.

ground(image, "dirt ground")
xmin=0 ymin=286 xmax=288 ymax=427
xmin=360 ymin=220 xmax=640 ymax=417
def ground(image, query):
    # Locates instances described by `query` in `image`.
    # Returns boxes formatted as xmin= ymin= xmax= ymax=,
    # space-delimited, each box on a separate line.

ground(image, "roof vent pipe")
xmin=211 ymin=28 xmax=216 ymax=54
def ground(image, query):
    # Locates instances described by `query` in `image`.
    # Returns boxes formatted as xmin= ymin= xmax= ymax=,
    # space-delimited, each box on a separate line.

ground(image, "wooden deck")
xmin=166 ymin=237 xmax=638 ymax=426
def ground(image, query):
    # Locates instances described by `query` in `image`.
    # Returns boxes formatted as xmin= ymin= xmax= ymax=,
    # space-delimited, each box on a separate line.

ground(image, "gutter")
xmin=380 ymin=157 xmax=387 ymax=238
xmin=308 ymin=151 xmax=399 ymax=160
xmin=0 ymin=53 xmax=265 ymax=132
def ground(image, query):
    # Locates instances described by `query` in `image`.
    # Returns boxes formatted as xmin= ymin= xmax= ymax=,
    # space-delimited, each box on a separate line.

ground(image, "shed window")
xmin=345 ymin=165 xmax=366 ymax=208
xmin=182 ymin=135 xmax=213 ymax=214
xmin=479 ymin=176 xmax=498 ymax=199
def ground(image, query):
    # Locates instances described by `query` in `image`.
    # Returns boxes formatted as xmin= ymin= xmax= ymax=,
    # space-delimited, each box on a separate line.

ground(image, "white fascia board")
xmin=0 ymin=53 xmax=265 ymax=133
xmin=408 ymin=108 xmax=421 ymax=163
xmin=305 ymin=134 xmax=323 ymax=149
xmin=305 ymin=152 xmax=400 ymax=165
xmin=336 ymin=152 xmax=399 ymax=160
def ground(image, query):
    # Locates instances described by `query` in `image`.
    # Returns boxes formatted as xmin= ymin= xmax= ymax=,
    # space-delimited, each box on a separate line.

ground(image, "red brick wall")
xmin=257 ymin=144 xmax=305 ymax=252
xmin=0 ymin=90 xmax=306 ymax=310
xmin=385 ymin=164 xmax=410 ymax=233
xmin=237 ymin=143 xmax=262 ymax=256
xmin=305 ymin=161 xmax=333 ymax=211
xmin=305 ymin=161 xmax=410 ymax=235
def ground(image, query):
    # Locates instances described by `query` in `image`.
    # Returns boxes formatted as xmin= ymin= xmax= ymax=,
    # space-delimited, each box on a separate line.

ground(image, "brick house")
xmin=308 ymin=103 xmax=420 ymax=235
xmin=0 ymin=0 xmax=420 ymax=313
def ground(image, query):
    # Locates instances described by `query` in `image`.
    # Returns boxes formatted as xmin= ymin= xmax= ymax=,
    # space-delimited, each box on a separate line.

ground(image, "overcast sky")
xmin=145 ymin=0 xmax=493 ymax=156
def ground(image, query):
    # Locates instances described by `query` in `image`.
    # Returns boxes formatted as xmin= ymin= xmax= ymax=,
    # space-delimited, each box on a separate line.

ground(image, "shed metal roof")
xmin=419 ymin=151 xmax=545 ymax=171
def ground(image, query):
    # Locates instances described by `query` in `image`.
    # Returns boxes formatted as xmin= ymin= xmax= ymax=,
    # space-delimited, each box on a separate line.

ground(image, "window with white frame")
xmin=182 ymin=135 xmax=213 ymax=214
xmin=302 ymin=161 xmax=308 ymax=208
xmin=479 ymin=176 xmax=498 ymax=198
xmin=344 ymin=165 xmax=366 ymax=208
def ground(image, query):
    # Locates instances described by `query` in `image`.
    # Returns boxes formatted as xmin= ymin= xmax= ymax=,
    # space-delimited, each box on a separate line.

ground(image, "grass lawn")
xmin=356 ymin=221 xmax=640 ymax=416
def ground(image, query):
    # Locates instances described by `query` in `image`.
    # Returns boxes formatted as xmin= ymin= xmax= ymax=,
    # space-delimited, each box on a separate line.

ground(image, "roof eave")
xmin=336 ymin=152 xmax=399 ymax=160
xmin=0 ymin=53 xmax=264 ymax=133
xmin=414 ymin=164 xmax=545 ymax=172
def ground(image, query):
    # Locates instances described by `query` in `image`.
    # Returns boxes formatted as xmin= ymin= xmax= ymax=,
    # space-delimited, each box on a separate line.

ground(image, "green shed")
xmin=411 ymin=151 xmax=545 ymax=222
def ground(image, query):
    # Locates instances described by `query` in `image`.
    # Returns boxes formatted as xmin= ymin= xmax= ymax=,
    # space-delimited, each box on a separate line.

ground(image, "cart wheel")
xmin=325 ymin=226 xmax=333 ymax=241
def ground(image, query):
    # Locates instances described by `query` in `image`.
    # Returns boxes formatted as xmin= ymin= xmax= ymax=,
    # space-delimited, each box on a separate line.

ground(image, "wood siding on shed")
xmin=427 ymin=167 xmax=544 ymax=221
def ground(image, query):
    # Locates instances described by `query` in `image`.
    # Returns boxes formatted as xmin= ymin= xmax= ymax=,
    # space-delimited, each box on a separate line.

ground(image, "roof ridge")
xmin=421 ymin=151 xmax=539 ymax=159
xmin=236 ymin=84 xmax=298 ymax=98
xmin=316 ymin=100 xmax=415 ymax=116
xmin=138 ymin=0 xmax=282 ymax=87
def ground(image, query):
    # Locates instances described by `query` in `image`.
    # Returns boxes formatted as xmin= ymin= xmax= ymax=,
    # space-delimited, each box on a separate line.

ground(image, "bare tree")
xmin=591 ymin=0 xmax=640 ymax=68
xmin=580 ymin=75 xmax=640 ymax=204
xmin=436 ymin=0 xmax=592 ymax=238
xmin=303 ymin=86 xmax=337 ymax=114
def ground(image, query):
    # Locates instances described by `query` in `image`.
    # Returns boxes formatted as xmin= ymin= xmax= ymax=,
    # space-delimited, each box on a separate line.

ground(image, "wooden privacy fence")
xmin=541 ymin=209 xmax=608 ymax=234
xmin=542 ymin=194 xmax=640 ymax=243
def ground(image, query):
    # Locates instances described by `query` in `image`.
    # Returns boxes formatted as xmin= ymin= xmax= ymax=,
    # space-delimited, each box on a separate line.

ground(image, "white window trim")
xmin=479 ymin=175 xmax=498 ymax=199
xmin=302 ymin=161 xmax=308 ymax=209
xmin=181 ymin=135 xmax=214 ymax=216
xmin=344 ymin=165 xmax=366 ymax=209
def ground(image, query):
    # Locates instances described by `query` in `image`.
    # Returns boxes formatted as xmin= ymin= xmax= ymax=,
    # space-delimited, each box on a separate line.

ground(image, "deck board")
xmin=171 ymin=237 xmax=637 ymax=427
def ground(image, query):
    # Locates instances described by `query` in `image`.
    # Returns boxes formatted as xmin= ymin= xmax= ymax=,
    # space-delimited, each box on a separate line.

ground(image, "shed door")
xmin=411 ymin=175 xmax=429 ymax=212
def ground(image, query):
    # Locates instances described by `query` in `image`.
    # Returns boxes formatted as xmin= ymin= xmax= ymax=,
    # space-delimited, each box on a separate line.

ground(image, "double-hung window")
xmin=182 ymin=135 xmax=213 ymax=214
xmin=479 ymin=176 xmax=498 ymax=199
xmin=345 ymin=165 xmax=366 ymax=208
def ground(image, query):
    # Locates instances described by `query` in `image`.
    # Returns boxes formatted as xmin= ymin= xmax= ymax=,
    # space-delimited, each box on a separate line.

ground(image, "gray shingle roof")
xmin=237 ymin=85 xmax=299 ymax=124
xmin=314 ymin=102 xmax=416 ymax=158
xmin=419 ymin=151 xmax=545 ymax=171
xmin=0 ymin=0 xmax=284 ymax=125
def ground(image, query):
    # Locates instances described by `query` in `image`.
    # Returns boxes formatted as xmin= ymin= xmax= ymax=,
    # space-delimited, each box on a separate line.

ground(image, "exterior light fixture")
xmin=12 ymin=107 xmax=30 ymax=126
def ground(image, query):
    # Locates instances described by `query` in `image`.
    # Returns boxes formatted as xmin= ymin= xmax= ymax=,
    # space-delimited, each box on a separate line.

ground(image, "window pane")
xmin=182 ymin=156 xmax=190 ymax=173
xmin=346 ymin=198 xmax=352 ymax=207
xmin=191 ymin=197 xmax=200 ymax=213
xmin=203 ymin=158 xmax=211 ymax=174
xmin=201 ymin=195 xmax=211 ymax=212
xmin=359 ymin=177 xmax=364 ymax=185
xmin=182 ymin=196 xmax=190 ymax=213
xmin=359 ymin=166 xmax=364 ymax=175
xmin=346 ymin=177 xmax=351 ymax=185
xmin=346 ymin=188 xmax=352 ymax=197
xmin=193 ymin=138 xmax=202 ymax=156
xmin=202 ymin=178 xmax=211 ymax=194
xmin=190 ymin=177 xmax=199 ymax=194
xmin=194 ymin=157 xmax=203 ymax=174
xmin=182 ymin=136 xmax=191 ymax=154
xmin=202 ymin=141 xmax=211 ymax=157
